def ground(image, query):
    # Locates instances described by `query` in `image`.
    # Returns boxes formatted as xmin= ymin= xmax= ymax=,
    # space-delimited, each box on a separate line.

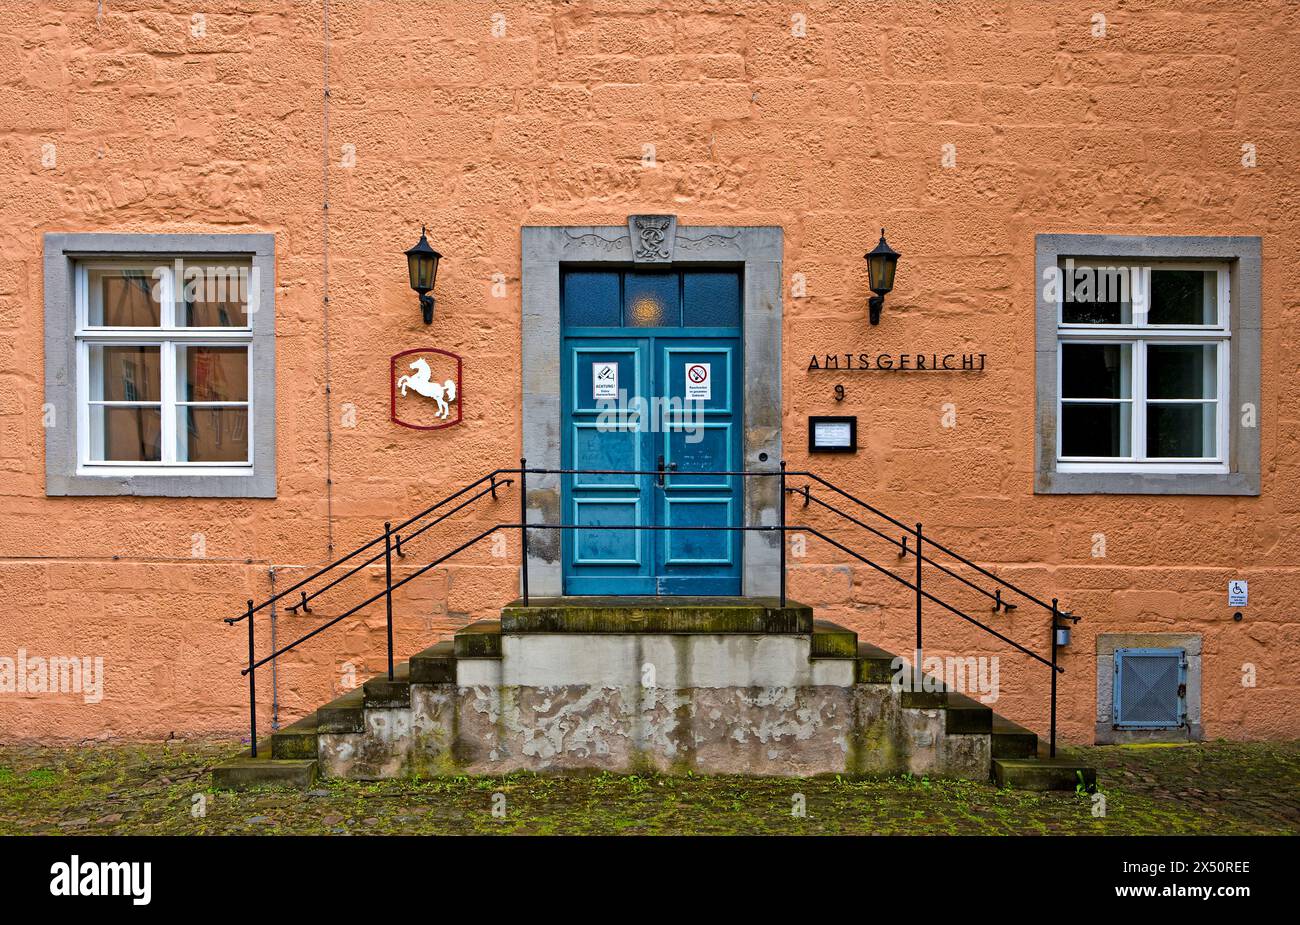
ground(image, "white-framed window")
xmin=1056 ymin=261 xmax=1230 ymax=475
xmin=74 ymin=259 xmax=255 ymax=476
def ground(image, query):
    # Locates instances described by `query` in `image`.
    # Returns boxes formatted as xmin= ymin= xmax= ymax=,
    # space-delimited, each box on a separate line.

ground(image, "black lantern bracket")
xmin=864 ymin=228 xmax=901 ymax=326
xmin=405 ymin=225 xmax=443 ymax=325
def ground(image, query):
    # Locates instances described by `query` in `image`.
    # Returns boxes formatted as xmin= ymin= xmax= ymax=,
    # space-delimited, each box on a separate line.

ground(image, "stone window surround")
xmin=1034 ymin=233 xmax=1261 ymax=495
xmin=1095 ymin=633 xmax=1202 ymax=744
xmin=44 ymin=232 xmax=276 ymax=498
xmin=521 ymin=218 xmax=783 ymax=597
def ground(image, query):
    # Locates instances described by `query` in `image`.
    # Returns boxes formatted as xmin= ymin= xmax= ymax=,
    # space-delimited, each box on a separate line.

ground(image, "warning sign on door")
xmin=685 ymin=362 xmax=711 ymax=400
xmin=593 ymin=361 xmax=618 ymax=400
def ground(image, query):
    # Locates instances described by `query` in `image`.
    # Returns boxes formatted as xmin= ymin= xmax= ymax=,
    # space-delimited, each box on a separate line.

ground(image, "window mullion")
xmin=1133 ymin=340 xmax=1147 ymax=461
xmin=161 ymin=340 xmax=176 ymax=465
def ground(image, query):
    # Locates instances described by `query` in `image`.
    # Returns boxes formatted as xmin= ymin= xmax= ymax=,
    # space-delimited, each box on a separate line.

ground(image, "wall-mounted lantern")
xmin=405 ymin=226 xmax=443 ymax=324
xmin=864 ymin=228 xmax=901 ymax=325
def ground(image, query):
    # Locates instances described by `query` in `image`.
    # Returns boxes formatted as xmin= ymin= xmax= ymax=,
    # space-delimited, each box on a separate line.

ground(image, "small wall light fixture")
xmin=405 ymin=226 xmax=443 ymax=324
xmin=864 ymin=228 xmax=901 ymax=325
xmin=1054 ymin=609 xmax=1080 ymax=648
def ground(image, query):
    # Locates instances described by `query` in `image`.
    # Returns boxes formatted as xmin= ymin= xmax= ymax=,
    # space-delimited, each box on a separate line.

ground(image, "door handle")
xmin=656 ymin=456 xmax=677 ymax=486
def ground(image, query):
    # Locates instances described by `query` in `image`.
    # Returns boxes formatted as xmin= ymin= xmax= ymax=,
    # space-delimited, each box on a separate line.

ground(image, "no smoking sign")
xmin=685 ymin=362 xmax=711 ymax=400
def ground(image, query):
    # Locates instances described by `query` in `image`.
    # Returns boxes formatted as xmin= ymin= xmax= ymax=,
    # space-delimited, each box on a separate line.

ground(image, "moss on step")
xmin=271 ymin=712 xmax=319 ymax=760
xmin=211 ymin=749 xmax=318 ymax=791
xmin=409 ymin=639 xmax=456 ymax=683
xmin=499 ymin=597 xmax=813 ymax=634
xmin=994 ymin=758 xmax=1097 ymax=791
xmin=454 ymin=620 xmax=503 ymax=657
xmin=810 ymin=620 xmax=857 ymax=658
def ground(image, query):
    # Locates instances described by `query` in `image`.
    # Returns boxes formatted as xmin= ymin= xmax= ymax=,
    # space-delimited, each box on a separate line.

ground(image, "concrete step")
xmin=363 ymin=661 xmax=411 ymax=708
xmin=854 ymin=642 xmax=898 ymax=684
xmin=809 ymin=619 xmax=857 ymax=658
xmin=900 ymin=687 xmax=948 ymax=709
xmin=943 ymin=691 xmax=993 ymax=735
xmin=991 ymin=715 xmax=1039 ymax=759
xmin=316 ymin=686 xmax=365 ymax=734
xmin=499 ymin=597 xmax=813 ymax=634
xmin=271 ymin=711 xmax=319 ymax=759
xmin=409 ymin=639 xmax=457 ymax=683
xmin=993 ymin=758 xmax=1097 ymax=791
xmin=454 ymin=619 xmax=503 ymax=658
xmin=212 ymin=748 xmax=318 ymax=791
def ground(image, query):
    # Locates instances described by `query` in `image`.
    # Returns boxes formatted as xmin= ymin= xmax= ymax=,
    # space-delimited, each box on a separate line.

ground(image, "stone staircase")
xmin=214 ymin=600 xmax=1094 ymax=792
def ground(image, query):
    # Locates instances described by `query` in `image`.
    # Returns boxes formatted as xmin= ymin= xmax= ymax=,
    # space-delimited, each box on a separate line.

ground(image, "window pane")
xmin=683 ymin=271 xmax=741 ymax=327
xmin=179 ymin=262 xmax=253 ymax=327
xmin=562 ymin=271 xmax=620 ymax=327
xmin=1148 ymin=269 xmax=1217 ymax=325
xmin=177 ymin=346 xmax=249 ymax=402
xmin=624 ymin=272 xmax=679 ymax=327
xmin=87 ymin=268 xmax=162 ymax=327
xmin=1061 ymin=343 xmax=1132 ymax=398
xmin=177 ymin=407 xmax=249 ymax=462
xmin=1147 ymin=403 xmax=1215 ymax=458
xmin=89 ymin=345 xmax=161 ymax=402
xmin=1147 ymin=344 xmax=1215 ymax=399
xmin=1061 ymin=402 xmax=1131 ymax=457
xmin=1060 ymin=265 xmax=1132 ymax=324
xmin=90 ymin=406 xmax=162 ymax=461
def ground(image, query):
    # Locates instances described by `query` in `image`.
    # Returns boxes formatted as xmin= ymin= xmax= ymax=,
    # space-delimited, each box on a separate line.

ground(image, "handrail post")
xmin=915 ymin=522 xmax=923 ymax=654
xmin=245 ymin=599 xmax=257 ymax=758
xmin=779 ymin=461 xmax=787 ymax=608
xmin=519 ymin=457 xmax=529 ymax=606
xmin=1050 ymin=597 xmax=1059 ymax=758
xmin=384 ymin=521 xmax=395 ymax=681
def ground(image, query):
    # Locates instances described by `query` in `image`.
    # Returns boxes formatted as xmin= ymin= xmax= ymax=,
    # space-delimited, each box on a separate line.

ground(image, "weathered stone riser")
xmin=318 ymin=681 xmax=991 ymax=780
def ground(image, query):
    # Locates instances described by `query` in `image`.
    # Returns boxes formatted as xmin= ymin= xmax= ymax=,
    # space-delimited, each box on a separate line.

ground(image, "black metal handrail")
xmin=226 ymin=460 xmax=1081 ymax=759
xmin=224 ymin=470 xmax=514 ymax=756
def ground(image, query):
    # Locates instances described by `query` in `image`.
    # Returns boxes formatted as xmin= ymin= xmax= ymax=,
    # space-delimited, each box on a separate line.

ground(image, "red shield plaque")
xmin=390 ymin=348 xmax=463 ymax=430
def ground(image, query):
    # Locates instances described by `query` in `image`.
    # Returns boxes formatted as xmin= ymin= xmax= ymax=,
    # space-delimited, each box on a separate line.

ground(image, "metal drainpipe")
xmin=269 ymin=567 xmax=279 ymax=731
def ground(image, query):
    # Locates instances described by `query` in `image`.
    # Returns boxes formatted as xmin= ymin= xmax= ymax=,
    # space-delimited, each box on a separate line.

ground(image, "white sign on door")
xmin=1228 ymin=580 xmax=1248 ymax=607
xmin=592 ymin=361 xmax=618 ymax=400
xmin=685 ymin=362 xmax=711 ymax=401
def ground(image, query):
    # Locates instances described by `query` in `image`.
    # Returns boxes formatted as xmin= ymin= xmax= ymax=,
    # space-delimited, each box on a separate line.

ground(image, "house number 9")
xmin=834 ymin=384 xmax=845 ymax=402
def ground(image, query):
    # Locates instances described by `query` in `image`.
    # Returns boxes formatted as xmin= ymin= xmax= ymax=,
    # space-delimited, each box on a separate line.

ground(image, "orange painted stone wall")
xmin=0 ymin=0 xmax=1297 ymax=744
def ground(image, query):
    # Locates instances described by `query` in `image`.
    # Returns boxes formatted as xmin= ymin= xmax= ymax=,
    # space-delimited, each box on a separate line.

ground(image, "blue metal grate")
xmin=1114 ymin=648 xmax=1185 ymax=728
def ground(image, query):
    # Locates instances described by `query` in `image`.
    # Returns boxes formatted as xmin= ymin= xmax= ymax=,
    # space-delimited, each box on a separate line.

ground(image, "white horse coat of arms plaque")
xmin=390 ymin=348 xmax=462 ymax=430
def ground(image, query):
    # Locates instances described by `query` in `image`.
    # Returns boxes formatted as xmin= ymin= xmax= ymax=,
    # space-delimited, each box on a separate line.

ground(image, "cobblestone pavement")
xmin=0 ymin=739 xmax=1296 ymax=835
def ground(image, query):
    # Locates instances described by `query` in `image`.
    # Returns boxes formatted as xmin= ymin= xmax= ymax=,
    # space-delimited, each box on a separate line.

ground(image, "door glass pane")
xmin=90 ymin=406 xmax=162 ymax=461
xmin=89 ymin=345 xmax=161 ymax=401
xmin=562 ymin=272 xmax=620 ymax=327
xmin=624 ymin=272 xmax=679 ymax=327
xmin=1148 ymin=269 xmax=1217 ymax=325
xmin=1061 ymin=403 xmax=1131 ymax=457
xmin=87 ymin=267 xmax=162 ymax=327
xmin=1061 ymin=343 xmax=1131 ymax=398
xmin=177 ymin=407 xmax=249 ymax=462
xmin=1060 ymin=264 xmax=1133 ymax=324
xmin=683 ymin=272 xmax=740 ymax=327
xmin=177 ymin=346 xmax=249 ymax=402
xmin=1147 ymin=403 xmax=1215 ymax=458
xmin=179 ymin=261 xmax=253 ymax=327
xmin=1147 ymin=344 xmax=1215 ymax=399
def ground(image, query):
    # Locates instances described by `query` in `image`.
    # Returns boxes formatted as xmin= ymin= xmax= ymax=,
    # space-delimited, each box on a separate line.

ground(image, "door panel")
xmin=563 ymin=339 xmax=654 ymax=594
xmin=652 ymin=337 xmax=742 ymax=594
xmin=560 ymin=268 xmax=743 ymax=596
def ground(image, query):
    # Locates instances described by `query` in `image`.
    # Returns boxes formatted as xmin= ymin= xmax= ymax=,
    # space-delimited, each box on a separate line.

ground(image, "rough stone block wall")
xmin=0 ymin=1 xmax=1296 ymax=744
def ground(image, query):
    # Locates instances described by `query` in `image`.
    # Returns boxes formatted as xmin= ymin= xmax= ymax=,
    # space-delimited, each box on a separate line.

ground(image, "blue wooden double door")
xmin=561 ymin=268 xmax=743 ymax=595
